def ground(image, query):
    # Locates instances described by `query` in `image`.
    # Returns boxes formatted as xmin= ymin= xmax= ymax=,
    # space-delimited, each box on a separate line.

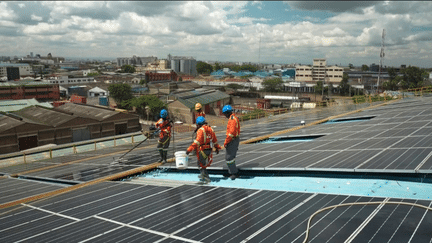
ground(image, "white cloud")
xmin=31 ymin=14 xmax=43 ymax=22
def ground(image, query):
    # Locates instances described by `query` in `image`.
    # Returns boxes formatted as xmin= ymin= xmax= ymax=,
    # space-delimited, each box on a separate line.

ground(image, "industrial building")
xmin=0 ymin=81 xmax=60 ymax=101
xmin=167 ymin=89 xmax=230 ymax=123
xmin=116 ymin=56 xmax=157 ymax=67
xmin=168 ymin=54 xmax=197 ymax=76
xmin=0 ymin=104 xmax=140 ymax=154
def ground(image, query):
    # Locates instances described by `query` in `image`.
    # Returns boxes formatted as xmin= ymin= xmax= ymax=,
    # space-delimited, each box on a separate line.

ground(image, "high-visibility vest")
xmin=155 ymin=118 xmax=171 ymax=139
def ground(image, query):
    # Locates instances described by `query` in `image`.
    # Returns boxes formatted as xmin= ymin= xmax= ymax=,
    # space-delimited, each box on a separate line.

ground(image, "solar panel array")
xmin=1 ymin=182 xmax=431 ymax=242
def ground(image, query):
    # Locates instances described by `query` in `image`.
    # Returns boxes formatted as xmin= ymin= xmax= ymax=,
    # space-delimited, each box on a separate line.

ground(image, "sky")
xmin=1 ymin=1 xmax=432 ymax=67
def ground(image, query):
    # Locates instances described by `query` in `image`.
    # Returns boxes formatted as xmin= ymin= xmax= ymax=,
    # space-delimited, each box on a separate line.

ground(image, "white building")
xmin=46 ymin=76 xmax=96 ymax=85
xmin=88 ymin=87 xmax=108 ymax=97
xmin=0 ymin=63 xmax=33 ymax=77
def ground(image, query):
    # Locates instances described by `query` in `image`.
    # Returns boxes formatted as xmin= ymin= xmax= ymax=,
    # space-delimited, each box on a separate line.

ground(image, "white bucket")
xmin=175 ymin=151 xmax=189 ymax=169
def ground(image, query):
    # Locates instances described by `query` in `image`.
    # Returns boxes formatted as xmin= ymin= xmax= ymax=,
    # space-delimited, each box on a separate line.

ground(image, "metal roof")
xmin=13 ymin=106 xmax=76 ymax=127
xmin=0 ymin=115 xmax=26 ymax=133
xmin=55 ymin=103 xmax=118 ymax=121
xmin=172 ymin=90 xmax=230 ymax=109
xmin=0 ymin=98 xmax=53 ymax=112
xmin=0 ymin=81 xmax=54 ymax=87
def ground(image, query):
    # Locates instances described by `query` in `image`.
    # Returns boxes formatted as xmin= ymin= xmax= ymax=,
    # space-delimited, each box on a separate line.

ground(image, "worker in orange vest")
xmin=186 ymin=116 xmax=222 ymax=184
xmin=194 ymin=103 xmax=205 ymax=122
xmin=222 ymin=105 xmax=240 ymax=180
xmin=155 ymin=109 xmax=172 ymax=164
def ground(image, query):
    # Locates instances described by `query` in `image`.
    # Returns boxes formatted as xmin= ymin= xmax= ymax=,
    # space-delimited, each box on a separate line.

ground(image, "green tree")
xmin=123 ymin=95 xmax=166 ymax=120
xmin=139 ymin=79 xmax=147 ymax=86
xmin=196 ymin=61 xmax=213 ymax=74
xmin=400 ymin=66 xmax=426 ymax=89
xmin=121 ymin=65 xmax=136 ymax=73
xmin=361 ymin=65 xmax=369 ymax=71
xmin=339 ymin=73 xmax=350 ymax=96
xmin=226 ymin=83 xmax=244 ymax=91
xmin=314 ymin=81 xmax=324 ymax=95
xmin=108 ymin=83 xmax=133 ymax=108
xmin=86 ymin=72 xmax=99 ymax=77
xmin=262 ymin=78 xmax=283 ymax=92
xmin=383 ymin=76 xmax=401 ymax=91
xmin=214 ymin=62 xmax=222 ymax=71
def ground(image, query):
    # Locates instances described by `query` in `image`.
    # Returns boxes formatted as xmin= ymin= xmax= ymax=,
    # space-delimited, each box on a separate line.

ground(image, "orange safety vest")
xmin=224 ymin=113 xmax=240 ymax=147
xmin=187 ymin=125 xmax=221 ymax=168
xmin=155 ymin=118 xmax=171 ymax=139
xmin=194 ymin=111 xmax=206 ymax=121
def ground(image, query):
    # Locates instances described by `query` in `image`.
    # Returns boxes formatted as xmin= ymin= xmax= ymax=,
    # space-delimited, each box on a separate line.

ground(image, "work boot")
xmin=203 ymin=176 xmax=211 ymax=184
xmin=162 ymin=151 xmax=168 ymax=164
xmin=158 ymin=150 xmax=164 ymax=163
xmin=229 ymin=173 xmax=239 ymax=180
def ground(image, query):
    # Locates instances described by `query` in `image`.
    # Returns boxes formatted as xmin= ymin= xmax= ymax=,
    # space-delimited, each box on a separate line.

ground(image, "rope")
xmin=302 ymin=201 xmax=432 ymax=243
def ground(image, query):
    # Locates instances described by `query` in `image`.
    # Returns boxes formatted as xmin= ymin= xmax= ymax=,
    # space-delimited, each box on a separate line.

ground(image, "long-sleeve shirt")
xmin=155 ymin=118 xmax=171 ymax=139
xmin=187 ymin=125 xmax=221 ymax=154
xmin=224 ymin=113 xmax=240 ymax=147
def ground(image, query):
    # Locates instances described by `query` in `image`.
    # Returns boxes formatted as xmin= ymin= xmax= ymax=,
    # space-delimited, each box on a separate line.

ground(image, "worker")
xmin=194 ymin=103 xmax=205 ymax=122
xmin=222 ymin=104 xmax=240 ymax=180
xmin=186 ymin=116 xmax=222 ymax=184
xmin=155 ymin=109 xmax=172 ymax=164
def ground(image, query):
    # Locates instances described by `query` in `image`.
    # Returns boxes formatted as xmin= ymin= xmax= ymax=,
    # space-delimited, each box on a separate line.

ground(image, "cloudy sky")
xmin=1 ymin=1 xmax=431 ymax=67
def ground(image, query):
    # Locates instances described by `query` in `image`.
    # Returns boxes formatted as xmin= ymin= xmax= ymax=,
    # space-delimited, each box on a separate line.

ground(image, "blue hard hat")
xmin=160 ymin=109 xmax=168 ymax=118
xmin=196 ymin=116 xmax=206 ymax=125
xmin=222 ymin=105 xmax=232 ymax=114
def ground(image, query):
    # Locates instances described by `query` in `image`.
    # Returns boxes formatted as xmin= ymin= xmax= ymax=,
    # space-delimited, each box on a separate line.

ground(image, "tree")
xmin=108 ymin=83 xmax=133 ymax=108
xmin=262 ymin=78 xmax=283 ymax=92
xmin=121 ymin=65 xmax=136 ymax=73
xmin=139 ymin=79 xmax=147 ymax=86
xmin=383 ymin=76 xmax=401 ymax=91
xmin=123 ymin=95 xmax=166 ymax=120
xmin=361 ymin=65 xmax=369 ymax=71
xmin=196 ymin=61 xmax=213 ymax=74
xmin=314 ymin=81 xmax=324 ymax=95
xmin=400 ymin=66 xmax=426 ymax=89
xmin=214 ymin=62 xmax=222 ymax=71
xmin=339 ymin=73 xmax=350 ymax=96
xmin=348 ymin=63 xmax=354 ymax=69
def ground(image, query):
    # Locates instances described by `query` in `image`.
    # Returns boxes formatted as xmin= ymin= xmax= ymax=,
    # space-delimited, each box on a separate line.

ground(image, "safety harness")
xmin=194 ymin=126 xmax=214 ymax=169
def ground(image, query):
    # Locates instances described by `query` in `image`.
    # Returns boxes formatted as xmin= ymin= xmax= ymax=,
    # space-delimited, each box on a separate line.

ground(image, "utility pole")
xmin=377 ymin=29 xmax=385 ymax=93
xmin=258 ymin=33 xmax=261 ymax=69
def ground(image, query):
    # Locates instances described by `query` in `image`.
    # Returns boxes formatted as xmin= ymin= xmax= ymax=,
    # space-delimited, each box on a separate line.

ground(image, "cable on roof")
xmin=303 ymin=201 xmax=432 ymax=243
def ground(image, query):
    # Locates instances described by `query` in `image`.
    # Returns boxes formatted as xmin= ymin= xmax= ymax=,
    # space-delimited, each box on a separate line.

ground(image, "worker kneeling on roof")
xmin=156 ymin=109 xmax=172 ymax=164
xmin=186 ymin=116 xmax=221 ymax=184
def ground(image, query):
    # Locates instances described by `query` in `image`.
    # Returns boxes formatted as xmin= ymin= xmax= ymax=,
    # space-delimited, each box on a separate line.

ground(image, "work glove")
xmin=154 ymin=129 xmax=161 ymax=136
xmin=214 ymin=147 xmax=219 ymax=155
xmin=186 ymin=151 xmax=190 ymax=156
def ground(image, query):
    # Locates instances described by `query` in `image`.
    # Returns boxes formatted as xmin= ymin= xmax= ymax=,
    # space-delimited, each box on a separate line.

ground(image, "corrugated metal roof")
xmin=55 ymin=103 xmax=117 ymax=121
xmin=13 ymin=106 xmax=75 ymax=127
xmin=0 ymin=81 xmax=54 ymax=87
xmin=0 ymin=115 xmax=25 ymax=133
xmin=174 ymin=90 xmax=230 ymax=109
xmin=0 ymin=99 xmax=53 ymax=112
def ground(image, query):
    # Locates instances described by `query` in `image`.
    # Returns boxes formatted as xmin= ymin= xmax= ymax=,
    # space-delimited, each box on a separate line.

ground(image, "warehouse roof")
xmin=0 ymin=99 xmax=53 ymax=112
xmin=0 ymin=81 xmax=54 ymax=87
xmin=13 ymin=106 xmax=76 ymax=127
xmin=54 ymin=103 xmax=124 ymax=121
xmin=170 ymin=89 xmax=230 ymax=110
xmin=0 ymin=115 xmax=26 ymax=133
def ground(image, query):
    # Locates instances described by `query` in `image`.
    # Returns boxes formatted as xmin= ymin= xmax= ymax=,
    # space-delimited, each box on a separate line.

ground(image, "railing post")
xmin=50 ymin=150 xmax=53 ymax=159
xmin=114 ymin=137 xmax=116 ymax=147
xmin=95 ymin=142 xmax=97 ymax=150
xmin=23 ymin=153 xmax=26 ymax=163
xmin=132 ymin=135 xmax=134 ymax=144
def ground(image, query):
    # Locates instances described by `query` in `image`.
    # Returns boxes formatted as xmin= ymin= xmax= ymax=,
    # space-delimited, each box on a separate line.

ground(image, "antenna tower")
xmin=377 ymin=29 xmax=385 ymax=92
xmin=258 ymin=34 xmax=262 ymax=67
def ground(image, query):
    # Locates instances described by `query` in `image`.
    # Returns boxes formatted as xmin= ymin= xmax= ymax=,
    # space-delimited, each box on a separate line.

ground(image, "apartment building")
xmin=46 ymin=76 xmax=96 ymax=85
xmin=0 ymin=81 xmax=60 ymax=100
xmin=295 ymin=58 xmax=343 ymax=84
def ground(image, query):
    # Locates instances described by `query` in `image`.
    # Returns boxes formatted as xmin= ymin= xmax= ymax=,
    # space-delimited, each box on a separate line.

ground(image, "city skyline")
xmin=1 ymin=1 xmax=432 ymax=67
